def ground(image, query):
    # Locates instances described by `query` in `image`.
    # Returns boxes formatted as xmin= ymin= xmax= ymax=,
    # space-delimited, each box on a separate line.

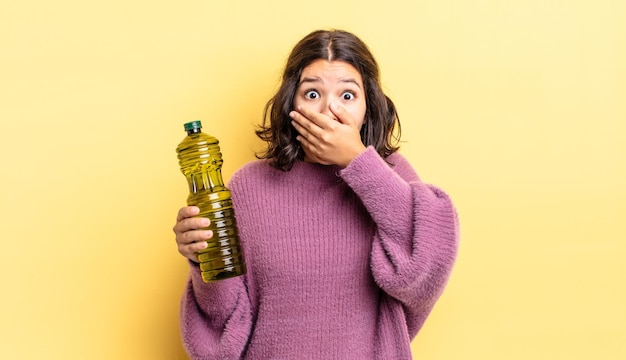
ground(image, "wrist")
xmin=341 ymin=144 xmax=367 ymax=168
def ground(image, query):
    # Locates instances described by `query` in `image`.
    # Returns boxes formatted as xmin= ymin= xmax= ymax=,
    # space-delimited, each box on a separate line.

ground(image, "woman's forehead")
xmin=300 ymin=59 xmax=363 ymax=86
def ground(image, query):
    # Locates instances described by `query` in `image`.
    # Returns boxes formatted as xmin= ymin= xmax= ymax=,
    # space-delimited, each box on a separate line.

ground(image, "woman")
xmin=173 ymin=29 xmax=459 ymax=359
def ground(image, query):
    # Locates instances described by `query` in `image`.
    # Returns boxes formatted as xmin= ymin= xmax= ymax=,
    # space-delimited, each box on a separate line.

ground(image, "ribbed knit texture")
xmin=180 ymin=147 xmax=459 ymax=360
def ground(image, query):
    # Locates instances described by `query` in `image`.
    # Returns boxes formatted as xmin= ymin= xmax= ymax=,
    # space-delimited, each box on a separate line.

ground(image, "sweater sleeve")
xmin=179 ymin=263 xmax=252 ymax=360
xmin=340 ymin=147 xmax=459 ymax=335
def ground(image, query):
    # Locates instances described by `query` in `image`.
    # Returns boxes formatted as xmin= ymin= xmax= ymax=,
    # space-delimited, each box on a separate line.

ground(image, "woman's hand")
xmin=173 ymin=206 xmax=212 ymax=263
xmin=290 ymin=102 xmax=366 ymax=167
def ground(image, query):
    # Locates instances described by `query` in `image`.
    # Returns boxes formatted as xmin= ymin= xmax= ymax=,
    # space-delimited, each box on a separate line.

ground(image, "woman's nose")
xmin=320 ymin=99 xmax=337 ymax=120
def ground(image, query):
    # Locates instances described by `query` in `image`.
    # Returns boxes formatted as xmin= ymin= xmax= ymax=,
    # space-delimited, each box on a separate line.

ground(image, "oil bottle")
xmin=176 ymin=120 xmax=246 ymax=282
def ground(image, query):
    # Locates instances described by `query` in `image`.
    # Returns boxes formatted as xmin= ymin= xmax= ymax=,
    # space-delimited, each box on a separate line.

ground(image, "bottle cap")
xmin=184 ymin=120 xmax=202 ymax=131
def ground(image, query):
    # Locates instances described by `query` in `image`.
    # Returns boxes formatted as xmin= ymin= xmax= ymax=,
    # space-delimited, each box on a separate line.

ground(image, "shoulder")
xmin=228 ymin=159 xmax=296 ymax=194
xmin=229 ymin=159 xmax=276 ymax=187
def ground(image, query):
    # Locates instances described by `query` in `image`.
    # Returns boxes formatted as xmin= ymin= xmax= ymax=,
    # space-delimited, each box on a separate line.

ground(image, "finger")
xmin=289 ymin=109 xmax=315 ymax=135
xmin=296 ymin=134 xmax=332 ymax=165
xmin=291 ymin=117 xmax=320 ymax=148
xmin=290 ymin=117 xmax=308 ymax=139
xmin=179 ymin=241 xmax=209 ymax=262
xmin=173 ymin=215 xmax=210 ymax=235
xmin=293 ymin=106 xmax=334 ymax=129
xmin=176 ymin=206 xmax=199 ymax=222
xmin=329 ymin=102 xmax=356 ymax=126
xmin=295 ymin=132 xmax=312 ymax=150
xmin=292 ymin=121 xmax=321 ymax=147
xmin=291 ymin=111 xmax=337 ymax=145
xmin=177 ymin=228 xmax=213 ymax=245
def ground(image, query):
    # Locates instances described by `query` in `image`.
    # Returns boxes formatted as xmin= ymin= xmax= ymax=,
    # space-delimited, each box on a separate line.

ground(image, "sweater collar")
xmin=289 ymin=160 xmax=342 ymax=180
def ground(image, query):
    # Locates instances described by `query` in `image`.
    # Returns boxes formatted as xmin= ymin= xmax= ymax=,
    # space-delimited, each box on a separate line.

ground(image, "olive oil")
xmin=176 ymin=120 xmax=246 ymax=282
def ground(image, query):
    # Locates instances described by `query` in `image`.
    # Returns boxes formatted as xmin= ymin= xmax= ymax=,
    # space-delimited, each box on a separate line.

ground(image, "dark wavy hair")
xmin=255 ymin=29 xmax=401 ymax=171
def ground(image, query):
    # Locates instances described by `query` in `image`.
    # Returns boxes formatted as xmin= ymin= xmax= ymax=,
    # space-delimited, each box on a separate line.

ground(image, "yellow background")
xmin=1 ymin=1 xmax=624 ymax=359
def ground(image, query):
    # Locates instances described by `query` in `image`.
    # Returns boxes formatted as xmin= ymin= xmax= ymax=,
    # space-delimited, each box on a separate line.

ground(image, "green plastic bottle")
xmin=176 ymin=120 xmax=246 ymax=282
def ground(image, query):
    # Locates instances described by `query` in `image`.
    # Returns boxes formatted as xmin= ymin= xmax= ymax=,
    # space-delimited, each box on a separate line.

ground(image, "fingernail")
xmin=201 ymin=218 xmax=210 ymax=227
xmin=199 ymin=241 xmax=208 ymax=249
xmin=330 ymin=102 xmax=338 ymax=110
xmin=289 ymin=111 xmax=295 ymax=118
xmin=203 ymin=230 xmax=212 ymax=238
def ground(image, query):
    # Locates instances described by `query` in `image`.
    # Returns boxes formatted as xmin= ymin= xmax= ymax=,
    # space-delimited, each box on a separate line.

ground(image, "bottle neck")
xmin=186 ymin=128 xmax=201 ymax=135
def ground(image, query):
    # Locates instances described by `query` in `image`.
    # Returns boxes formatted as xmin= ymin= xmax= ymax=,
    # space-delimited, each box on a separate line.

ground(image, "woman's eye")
xmin=304 ymin=90 xmax=319 ymax=100
xmin=342 ymin=92 xmax=355 ymax=100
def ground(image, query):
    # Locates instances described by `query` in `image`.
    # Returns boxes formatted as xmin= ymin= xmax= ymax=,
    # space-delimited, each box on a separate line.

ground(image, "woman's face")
xmin=293 ymin=59 xmax=367 ymax=129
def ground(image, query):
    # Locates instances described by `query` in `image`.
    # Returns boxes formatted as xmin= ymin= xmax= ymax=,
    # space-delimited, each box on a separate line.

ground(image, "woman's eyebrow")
xmin=299 ymin=76 xmax=322 ymax=86
xmin=298 ymin=77 xmax=362 ymax=89
xmin=338 ymin=78 xmax=362 ymax=89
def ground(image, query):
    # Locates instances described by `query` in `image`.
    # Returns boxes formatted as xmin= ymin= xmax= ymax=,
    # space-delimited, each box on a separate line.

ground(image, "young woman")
xmin=173 ymin=29 xmax=459 ymax=359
